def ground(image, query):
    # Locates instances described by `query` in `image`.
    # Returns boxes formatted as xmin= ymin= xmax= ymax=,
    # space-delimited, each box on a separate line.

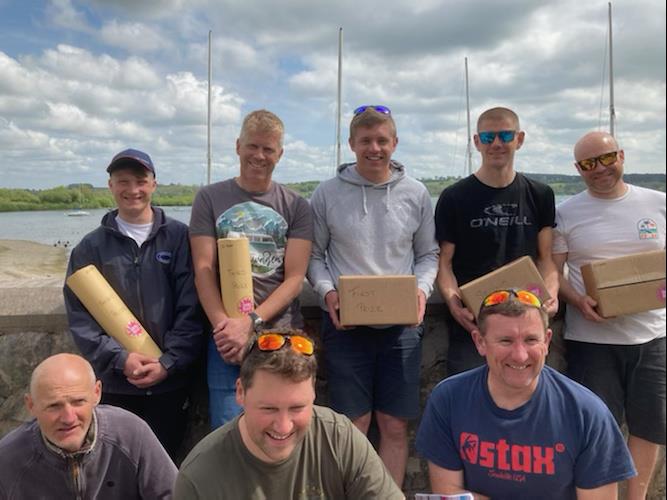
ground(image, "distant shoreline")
xmin=1 ymin=173 xmax=664 ymax=213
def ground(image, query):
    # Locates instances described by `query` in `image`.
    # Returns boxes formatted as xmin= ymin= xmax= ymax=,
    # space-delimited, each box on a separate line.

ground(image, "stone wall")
xmin=0 ymin=286 xmax=664 ymax=499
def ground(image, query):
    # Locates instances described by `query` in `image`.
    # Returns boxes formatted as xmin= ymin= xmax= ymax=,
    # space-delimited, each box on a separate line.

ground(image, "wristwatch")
xmin=248 ymin=311 xmax=264 ymax=333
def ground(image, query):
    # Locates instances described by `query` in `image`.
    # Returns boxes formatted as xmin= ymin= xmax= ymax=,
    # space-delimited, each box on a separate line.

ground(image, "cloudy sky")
xmin=1 ymin=0 xmax=664 ymax=189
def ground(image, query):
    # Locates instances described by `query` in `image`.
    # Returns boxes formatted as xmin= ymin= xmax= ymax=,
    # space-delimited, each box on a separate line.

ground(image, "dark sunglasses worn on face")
xmin=253 ymin=332 xmax=315 ymax=356
xmin=478 ymin=130 xmax=517 ymax=144
xmin=481 ymin=288 xmax=543 ymax=310
xmin=576 ymin=151 xmax=618 ymax=171
xmin=353 ymin=105 xmax=392 ymax=115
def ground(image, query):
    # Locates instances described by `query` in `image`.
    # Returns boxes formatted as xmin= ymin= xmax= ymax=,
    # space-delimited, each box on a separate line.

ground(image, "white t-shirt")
xmin=553 ymin=184 xmax=666 ymax=345
xmin=116 ymin=215 xmax=153 ymax=247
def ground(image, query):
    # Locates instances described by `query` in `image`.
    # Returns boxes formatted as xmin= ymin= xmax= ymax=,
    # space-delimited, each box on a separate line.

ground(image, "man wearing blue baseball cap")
xmin=64 ymin=148 xmax=203 ymax=459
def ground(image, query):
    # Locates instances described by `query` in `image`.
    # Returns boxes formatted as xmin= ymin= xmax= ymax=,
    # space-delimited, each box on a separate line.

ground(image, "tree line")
xmin=0 ymin=174 xmax=664 ymax=212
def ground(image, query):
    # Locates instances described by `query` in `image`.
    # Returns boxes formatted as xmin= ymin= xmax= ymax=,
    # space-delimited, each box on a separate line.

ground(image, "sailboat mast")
xmin=207 ymin=30 xmax=213 ymax=184
xmin=465 ymin=57 xmax=473 ymax=176
xmin=608 ymin=2 xmax=616 ymax=137
xmin=335 ymin=27 xmax=343 ymax=169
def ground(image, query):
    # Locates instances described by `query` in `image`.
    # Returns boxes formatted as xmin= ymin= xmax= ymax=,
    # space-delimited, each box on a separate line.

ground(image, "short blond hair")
xmin=240 ymin=109 xmax=284 ymax=146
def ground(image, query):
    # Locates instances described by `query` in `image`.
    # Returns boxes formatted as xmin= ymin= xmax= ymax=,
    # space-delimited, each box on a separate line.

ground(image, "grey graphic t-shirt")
xmin=189 ymin=179 xmax=313 ymax=328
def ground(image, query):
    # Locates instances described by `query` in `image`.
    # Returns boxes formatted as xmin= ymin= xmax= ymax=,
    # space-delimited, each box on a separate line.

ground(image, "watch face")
xmin=250 ymin=312 xmax=263 ymax=330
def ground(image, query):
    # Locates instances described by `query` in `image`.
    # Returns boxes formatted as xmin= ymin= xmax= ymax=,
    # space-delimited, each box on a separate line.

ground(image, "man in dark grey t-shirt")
xmin=189 ymin=109 xmax=313 ymax=428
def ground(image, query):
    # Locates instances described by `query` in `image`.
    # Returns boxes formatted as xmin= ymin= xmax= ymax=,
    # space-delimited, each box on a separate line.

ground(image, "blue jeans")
xmin=207 ymin=335 xmax=242 ymax=429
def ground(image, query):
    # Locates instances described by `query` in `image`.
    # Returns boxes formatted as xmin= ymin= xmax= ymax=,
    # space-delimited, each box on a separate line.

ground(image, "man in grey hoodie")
xmin=308 ymin=105 xmax=439 ymax=488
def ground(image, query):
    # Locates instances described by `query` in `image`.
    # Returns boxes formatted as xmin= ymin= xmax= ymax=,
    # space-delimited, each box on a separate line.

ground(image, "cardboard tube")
xmin=66 ymin=264 xmax=162 ymax=357
xmin=217 ymin=237 xmax=254 ymax=318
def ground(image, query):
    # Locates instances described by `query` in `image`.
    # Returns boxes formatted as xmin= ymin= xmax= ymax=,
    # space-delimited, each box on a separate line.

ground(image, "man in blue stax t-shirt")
xmin=416 ymin=289 xmax=635 ymax=500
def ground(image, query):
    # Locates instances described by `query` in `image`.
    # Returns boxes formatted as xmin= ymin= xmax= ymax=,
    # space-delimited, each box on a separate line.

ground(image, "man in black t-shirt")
xmin=435 ymin=107 xmax=559 ymax=376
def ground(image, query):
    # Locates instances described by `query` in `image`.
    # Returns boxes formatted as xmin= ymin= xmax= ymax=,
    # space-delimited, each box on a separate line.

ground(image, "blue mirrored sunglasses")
xmin=353 ymin=105 xmax=391 ymax=115
xmin=478 ymin=130 xmax=516 ymax=144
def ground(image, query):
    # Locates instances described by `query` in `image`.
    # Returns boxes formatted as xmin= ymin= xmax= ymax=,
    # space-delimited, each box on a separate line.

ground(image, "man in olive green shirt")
xmin=174 ymin=331 xmax=403 ymax=499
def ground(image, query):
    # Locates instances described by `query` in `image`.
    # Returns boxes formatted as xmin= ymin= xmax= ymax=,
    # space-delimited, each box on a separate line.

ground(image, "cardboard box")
xmin=581 ymin=250 xmax=666 ymax=318
xmin=338 ymin=275 xmax=418 ymax=326
xmin=460 ymin=256 xmax=550 ymax=319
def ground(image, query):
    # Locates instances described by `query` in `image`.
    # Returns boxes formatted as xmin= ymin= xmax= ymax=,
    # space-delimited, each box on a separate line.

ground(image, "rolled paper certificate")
xmin=66 ymin=264 xmax=162 ymax=357
xmin=217 ymin=237 xmax=254 ymax=318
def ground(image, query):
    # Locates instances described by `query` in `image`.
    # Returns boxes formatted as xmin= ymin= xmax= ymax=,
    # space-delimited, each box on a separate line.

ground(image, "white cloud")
xmin=46 ymin=0 xmax=91 ymax=32
xmin=0 ymin=0 xmax=664 ymax=188
xmin=100 ymin=20 xmax=170 ymax=53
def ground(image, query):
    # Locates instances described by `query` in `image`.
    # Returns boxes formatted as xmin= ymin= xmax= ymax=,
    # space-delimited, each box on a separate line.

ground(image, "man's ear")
xmin=93 ymin=380 xmax=102 ymax=406
xmin=235 ymin=378 xmax=245 ymax=407
xmin=515 ymin=130 xmax=526 ymax=150
xmin=544 ymin=328 xmax=553 ymax=354
xmin=471 ymin=329 xmax=486 ymax=356
xmin=24 ymin=393 xmax=34 ymax=415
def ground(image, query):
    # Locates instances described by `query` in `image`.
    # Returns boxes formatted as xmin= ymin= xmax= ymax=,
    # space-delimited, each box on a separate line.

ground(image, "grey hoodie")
xmin=308 ymin=160 xmax=439 ymax=306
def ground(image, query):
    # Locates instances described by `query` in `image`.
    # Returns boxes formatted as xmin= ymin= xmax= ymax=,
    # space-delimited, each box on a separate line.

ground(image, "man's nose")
xmin=511 ymin=343 xmax=529 ymax=362
xmin=60 ymin=404 xmax=77 ymax=423
xmin=273 ymin=412 xmax=293 ymax=435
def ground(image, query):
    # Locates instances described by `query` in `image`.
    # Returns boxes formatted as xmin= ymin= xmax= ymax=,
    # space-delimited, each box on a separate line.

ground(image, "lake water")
xmin=0 ymin=207 xmax=192 ymax=247
xmin=0 ymin=195 xmax=571 ymax=247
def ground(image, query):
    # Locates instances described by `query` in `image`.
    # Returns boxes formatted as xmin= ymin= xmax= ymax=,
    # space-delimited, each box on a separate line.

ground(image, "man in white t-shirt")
xmin=552 ymin=131 xmax=666 ymax=499
xmin=64 ymin=149 xmax=203 ymax=458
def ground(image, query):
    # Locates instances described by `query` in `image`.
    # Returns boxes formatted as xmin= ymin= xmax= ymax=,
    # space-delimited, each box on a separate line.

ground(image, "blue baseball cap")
xmin=106 ymin=148 xmax=156 ymax=175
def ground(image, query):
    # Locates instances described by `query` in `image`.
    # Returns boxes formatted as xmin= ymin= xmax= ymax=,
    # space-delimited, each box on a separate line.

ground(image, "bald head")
xmin=573 ymin=131 xmax=619 ymax=162
xmin=26 ymin=354 xmax=101 ymax=453
xmin=30 ymin=353 xmax=97 ymax=398
xmin=572 ymin=130 xmax=626 ymax=199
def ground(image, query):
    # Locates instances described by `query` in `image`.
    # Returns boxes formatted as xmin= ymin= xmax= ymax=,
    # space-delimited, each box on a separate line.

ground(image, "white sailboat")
xmin=65 ymin=210 xmax=90 ymax=217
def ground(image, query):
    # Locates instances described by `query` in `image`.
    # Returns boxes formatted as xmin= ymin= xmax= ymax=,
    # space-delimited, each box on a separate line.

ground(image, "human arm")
xmin=536 ymin=226 xmax=559 ymax=316
xmin=413 ymin=189 xmax=440 ymax=323
xmin=141 ymin=225 xmax=203 ymax=385
xmin=436 ymin=241 xmax=476 ymax=333
xmin=576 ymin=483 xmax=618 ymax=500
xmin=553 ymin=253 xmax=604 ymax=322
xmin=307 ymin=186 xmax=340 ymax=325
xmin=190 ymin=234 xmax=247 ymax=363
xmin=190 ymin=234 xmax=228 ymax=330
xmin=428 ymin=462 xmax=488 ymax=500
xmin=413 ymin=188 xmax=439 ymax=298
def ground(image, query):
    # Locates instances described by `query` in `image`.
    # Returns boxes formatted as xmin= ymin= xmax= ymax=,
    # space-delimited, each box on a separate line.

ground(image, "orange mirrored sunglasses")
xmin=576 ymin=151 xmax=618 ymax=171
xmin=255 ymin=332 xmax=314 ymax=356
xmin=481 ymin=289 xmax=542 ymax=309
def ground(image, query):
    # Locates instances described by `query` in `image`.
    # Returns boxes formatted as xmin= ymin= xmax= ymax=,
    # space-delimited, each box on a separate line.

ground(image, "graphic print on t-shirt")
xmin=637 ymin=218 xmax=658 ymax=240
xmin=216 ymin=201 xmax=288 ymax=277
xmin=470 ymin=203 xmax=532 ymax=229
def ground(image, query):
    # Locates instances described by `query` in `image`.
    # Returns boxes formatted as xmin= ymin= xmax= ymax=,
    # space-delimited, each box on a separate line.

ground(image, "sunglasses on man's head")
xmin=353 ymin=105 xmax=392 ymax=115
xmin=576 ymin=151 xmax=618 ymax=171
xmin=254 ymin=332 xmax=314 ymax=356
xmin=481 ymin=288 xmax=543 ymax=310
xmin=478 ymin=130 xmax=517 ymax=144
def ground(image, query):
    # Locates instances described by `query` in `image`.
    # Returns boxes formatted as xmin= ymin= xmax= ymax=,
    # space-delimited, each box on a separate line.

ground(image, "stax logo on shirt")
xmin=469 ymin=204 xmax=532 ymax=228
xmin=459 ymin=432 xmax=565 ymax=475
